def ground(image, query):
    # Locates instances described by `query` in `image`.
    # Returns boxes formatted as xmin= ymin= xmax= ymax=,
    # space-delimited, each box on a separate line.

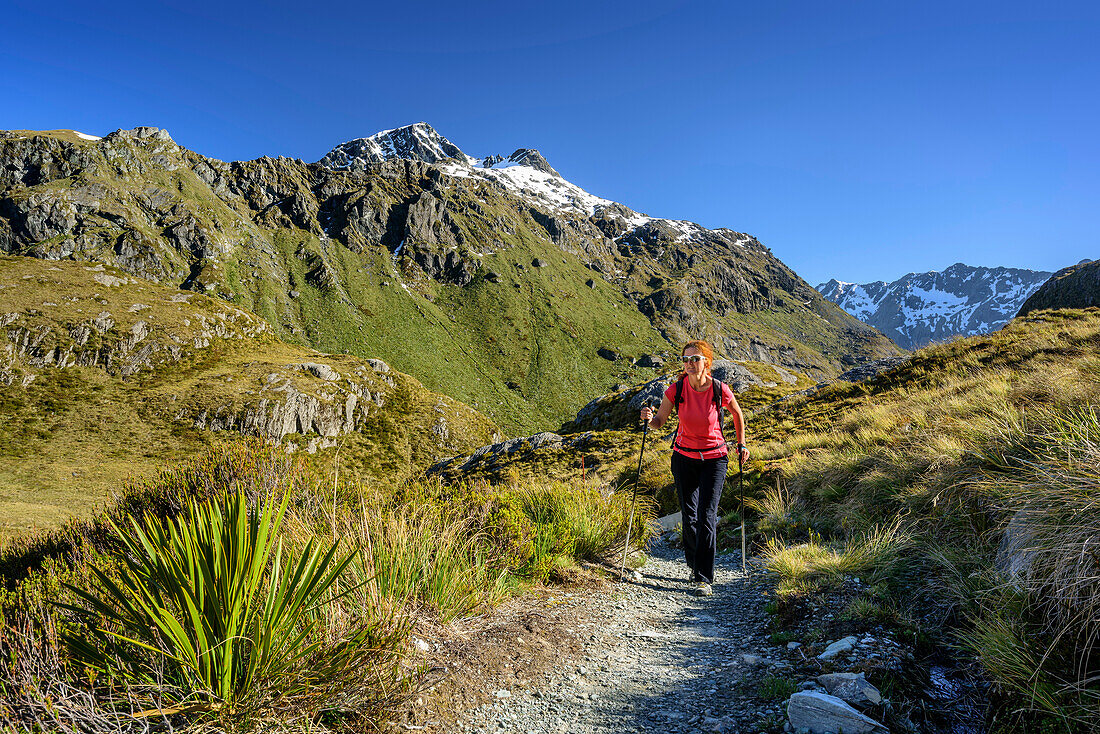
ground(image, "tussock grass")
xmin=750 ymin=309 xmax=1100 ymax=724
xmin=0 ymin=440 xmax=645 ymax=732
xmin=342 ymin=501 xmax=511 ymax=621
xmin=764 ymin=520 xmax=910 ymax=596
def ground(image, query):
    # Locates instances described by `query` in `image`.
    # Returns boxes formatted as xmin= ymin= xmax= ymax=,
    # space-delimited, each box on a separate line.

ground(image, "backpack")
xmin=672 ymin=377 xmax=726 ymax=453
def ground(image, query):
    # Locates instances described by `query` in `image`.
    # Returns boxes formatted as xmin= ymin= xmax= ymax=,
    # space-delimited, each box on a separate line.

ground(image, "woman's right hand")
xmin=640 ymin=406 xmax=654 ymax=424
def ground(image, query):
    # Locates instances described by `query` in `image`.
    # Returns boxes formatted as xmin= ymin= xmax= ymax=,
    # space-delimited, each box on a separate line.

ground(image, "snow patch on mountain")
xmin=819 ymin=264 xmax=1052 ymax=350
xmin=318 ymin=122 xmax=720 ymax=245
xmin=438 ymin=159 xmax=614 ymax=216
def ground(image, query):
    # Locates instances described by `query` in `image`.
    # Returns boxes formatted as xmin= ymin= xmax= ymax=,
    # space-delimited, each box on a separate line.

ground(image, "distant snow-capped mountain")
xmin=317 ymin=122 xmax=718 ymax=244
xmin=818 ymin=263 xmax=1052 ymax=350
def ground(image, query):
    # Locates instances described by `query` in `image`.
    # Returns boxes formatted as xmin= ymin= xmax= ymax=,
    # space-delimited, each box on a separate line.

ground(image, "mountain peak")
xmin=505 ymin=148 xmax=558 ymax=176
xmin=319 ymin=122 xmax=468 ymax=168
xmin=318 ymin=124 xmax=562 ymax=179
xmin=819 ymin=263 xmax=1053 ymax=349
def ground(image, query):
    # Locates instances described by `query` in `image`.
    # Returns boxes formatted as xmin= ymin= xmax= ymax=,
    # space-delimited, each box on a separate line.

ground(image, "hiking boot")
xmin=693 ymin=582 xmax=713 ymax=597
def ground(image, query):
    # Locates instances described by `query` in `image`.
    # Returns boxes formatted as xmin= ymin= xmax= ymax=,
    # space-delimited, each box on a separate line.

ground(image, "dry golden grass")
xmin=751 ymin=308 xmax=1100 ymax=722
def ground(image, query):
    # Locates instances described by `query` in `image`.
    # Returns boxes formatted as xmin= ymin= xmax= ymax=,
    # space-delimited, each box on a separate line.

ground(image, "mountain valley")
xmin=0 ymin=124 xmax=900 ymax=434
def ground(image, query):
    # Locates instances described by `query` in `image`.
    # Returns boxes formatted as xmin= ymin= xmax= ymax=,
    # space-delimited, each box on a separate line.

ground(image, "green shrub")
xmin=758 ymin=674 xmax=797 ymax=700
xmin=61 ymin=490 xmax=402 ymax=715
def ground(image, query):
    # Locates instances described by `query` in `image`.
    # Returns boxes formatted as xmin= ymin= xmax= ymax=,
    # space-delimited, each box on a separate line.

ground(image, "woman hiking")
xmin=640 ymin=340 xmax=749 ymax=596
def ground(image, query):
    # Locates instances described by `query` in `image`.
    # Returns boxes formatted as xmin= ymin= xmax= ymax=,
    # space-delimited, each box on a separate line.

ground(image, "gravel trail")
xmin=457 ymin=538 xmax=787 ymax=733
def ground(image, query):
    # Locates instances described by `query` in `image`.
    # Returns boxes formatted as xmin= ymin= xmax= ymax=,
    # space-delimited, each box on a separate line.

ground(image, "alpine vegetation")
xmin=751 ymin=307 xmax=1100 ymax=730
xmin=0 ymin=440 xmax=648 ymax=732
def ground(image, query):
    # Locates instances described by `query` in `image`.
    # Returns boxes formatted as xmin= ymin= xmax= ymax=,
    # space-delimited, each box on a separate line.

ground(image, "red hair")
xmin=680 ymin=339 xmax=714 ymax=377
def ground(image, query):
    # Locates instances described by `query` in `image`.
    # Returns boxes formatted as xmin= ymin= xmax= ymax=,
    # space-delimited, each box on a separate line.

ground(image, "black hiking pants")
xmin=671 ymin=451 xmax=728 ymax=584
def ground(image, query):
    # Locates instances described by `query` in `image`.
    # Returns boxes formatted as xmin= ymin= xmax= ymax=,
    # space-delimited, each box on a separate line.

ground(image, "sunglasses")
xmin=681 ymin=355 xmax=706 ymax=364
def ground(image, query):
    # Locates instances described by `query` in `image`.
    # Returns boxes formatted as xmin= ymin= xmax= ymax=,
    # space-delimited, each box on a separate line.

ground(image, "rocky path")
xmin=455 ymin=539 xmax=792 ymax=734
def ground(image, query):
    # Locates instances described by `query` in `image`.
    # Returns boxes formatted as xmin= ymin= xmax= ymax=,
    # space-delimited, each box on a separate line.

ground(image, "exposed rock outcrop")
xmin=0 ymin=255 xmax=498 ymax=460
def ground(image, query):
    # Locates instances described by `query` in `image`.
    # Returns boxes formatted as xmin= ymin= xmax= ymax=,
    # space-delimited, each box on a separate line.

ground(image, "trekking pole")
xmin=621 ymin=404 xmax=651 ymax=581
xmin=739 ymin=450 xmax=747 ymax=575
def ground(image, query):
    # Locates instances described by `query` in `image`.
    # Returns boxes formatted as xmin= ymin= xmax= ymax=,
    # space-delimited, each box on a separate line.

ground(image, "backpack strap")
xmin=674 ymin=377 xmax=685 ymax=411
xmin=713 ymin=379 xmax=726 ymax=439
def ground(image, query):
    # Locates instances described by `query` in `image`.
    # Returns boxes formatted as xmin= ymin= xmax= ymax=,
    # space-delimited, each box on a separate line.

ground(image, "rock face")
xmin=1 ymin=261 xmax=270 ymax=385
xmin=786 ymin=691 xmax=887 ymax=733
xmin=426 ymin=431 xmax=573 ymax=480
xmin=836 ymin=356 xmax=909 ymax=383
xmin=819 ymin=263 xmax=1052 ymax=350
xmin=1017 ymin=259 xmax=1100 ymax=316
xmin=0 ymin=126 xmax=902 ymax=432
xmin=318 ymin=122 xmax=468 ymax=167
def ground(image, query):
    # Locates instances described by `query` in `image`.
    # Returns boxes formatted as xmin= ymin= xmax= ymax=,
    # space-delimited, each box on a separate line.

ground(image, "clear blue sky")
xmin=3 ymin=0 xmax=1097 ymax=286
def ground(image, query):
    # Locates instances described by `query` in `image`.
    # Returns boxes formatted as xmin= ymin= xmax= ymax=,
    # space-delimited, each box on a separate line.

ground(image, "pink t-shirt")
xmin=665 ymin=378 xmax=735 ymax=459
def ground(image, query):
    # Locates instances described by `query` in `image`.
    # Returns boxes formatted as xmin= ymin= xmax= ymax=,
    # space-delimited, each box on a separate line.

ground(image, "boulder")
xmin=300 ymin=362 xmax=340 ymax=381
xmin=996 ymin=508 xmax=1042 ymax=583
xmin=817 ymin=672 xmax=882 ymax=706
xmin=787 ymin=691 xmax=887 ymax=733
xmin=710 ymin=359 xmax=767 ymax=392
xmin=837 ymin=357 xmax=909 ymax=383
xmin=817 ymin=636 xmax=858 ymax=660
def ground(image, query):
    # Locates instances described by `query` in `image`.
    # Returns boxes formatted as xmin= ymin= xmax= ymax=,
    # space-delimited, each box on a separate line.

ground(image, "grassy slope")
xmin=273 ymin=219 xmax=663 ymax=432
xmin=0 ymin=255 xmax=498 ymax=541
xmin=747 ymin=308 xmax=1100 ymax=725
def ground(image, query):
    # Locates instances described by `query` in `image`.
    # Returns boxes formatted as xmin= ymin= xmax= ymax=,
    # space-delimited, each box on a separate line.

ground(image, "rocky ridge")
xmin=1 ymin=255 xmax=496 ymax=452
xmin=1016 ymin=258 xmax=1099 ymax=316
xmin=0 ymin=125 xmax=901 ymax=431
xmin=818 ymin=263 xmax=1051 ymax=350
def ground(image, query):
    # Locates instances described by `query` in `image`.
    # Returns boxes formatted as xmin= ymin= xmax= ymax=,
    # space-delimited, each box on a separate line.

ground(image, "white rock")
xmin=411 ymin=636 xmax=431 ymax=653
xmin=787 ymin=641 xmax=803 ymax=650
xmin=817 ymin=672 xmax=883 ymax=706
xmin=817 ymin=636 xmax=858 ymax=660
xmin=300 ymin=362 xmax=339 ymax=381
xmin=657 ymin=511 xmax=682 ymax=531
xmin=787 ymin=691 xmax=887 ymax=733
xmin=494 ymin=689 xmax=511 ymax=699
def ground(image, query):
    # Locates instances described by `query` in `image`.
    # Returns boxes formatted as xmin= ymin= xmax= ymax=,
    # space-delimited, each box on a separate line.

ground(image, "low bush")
xmin=1 ymin=439 xmax=647 ymax=731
